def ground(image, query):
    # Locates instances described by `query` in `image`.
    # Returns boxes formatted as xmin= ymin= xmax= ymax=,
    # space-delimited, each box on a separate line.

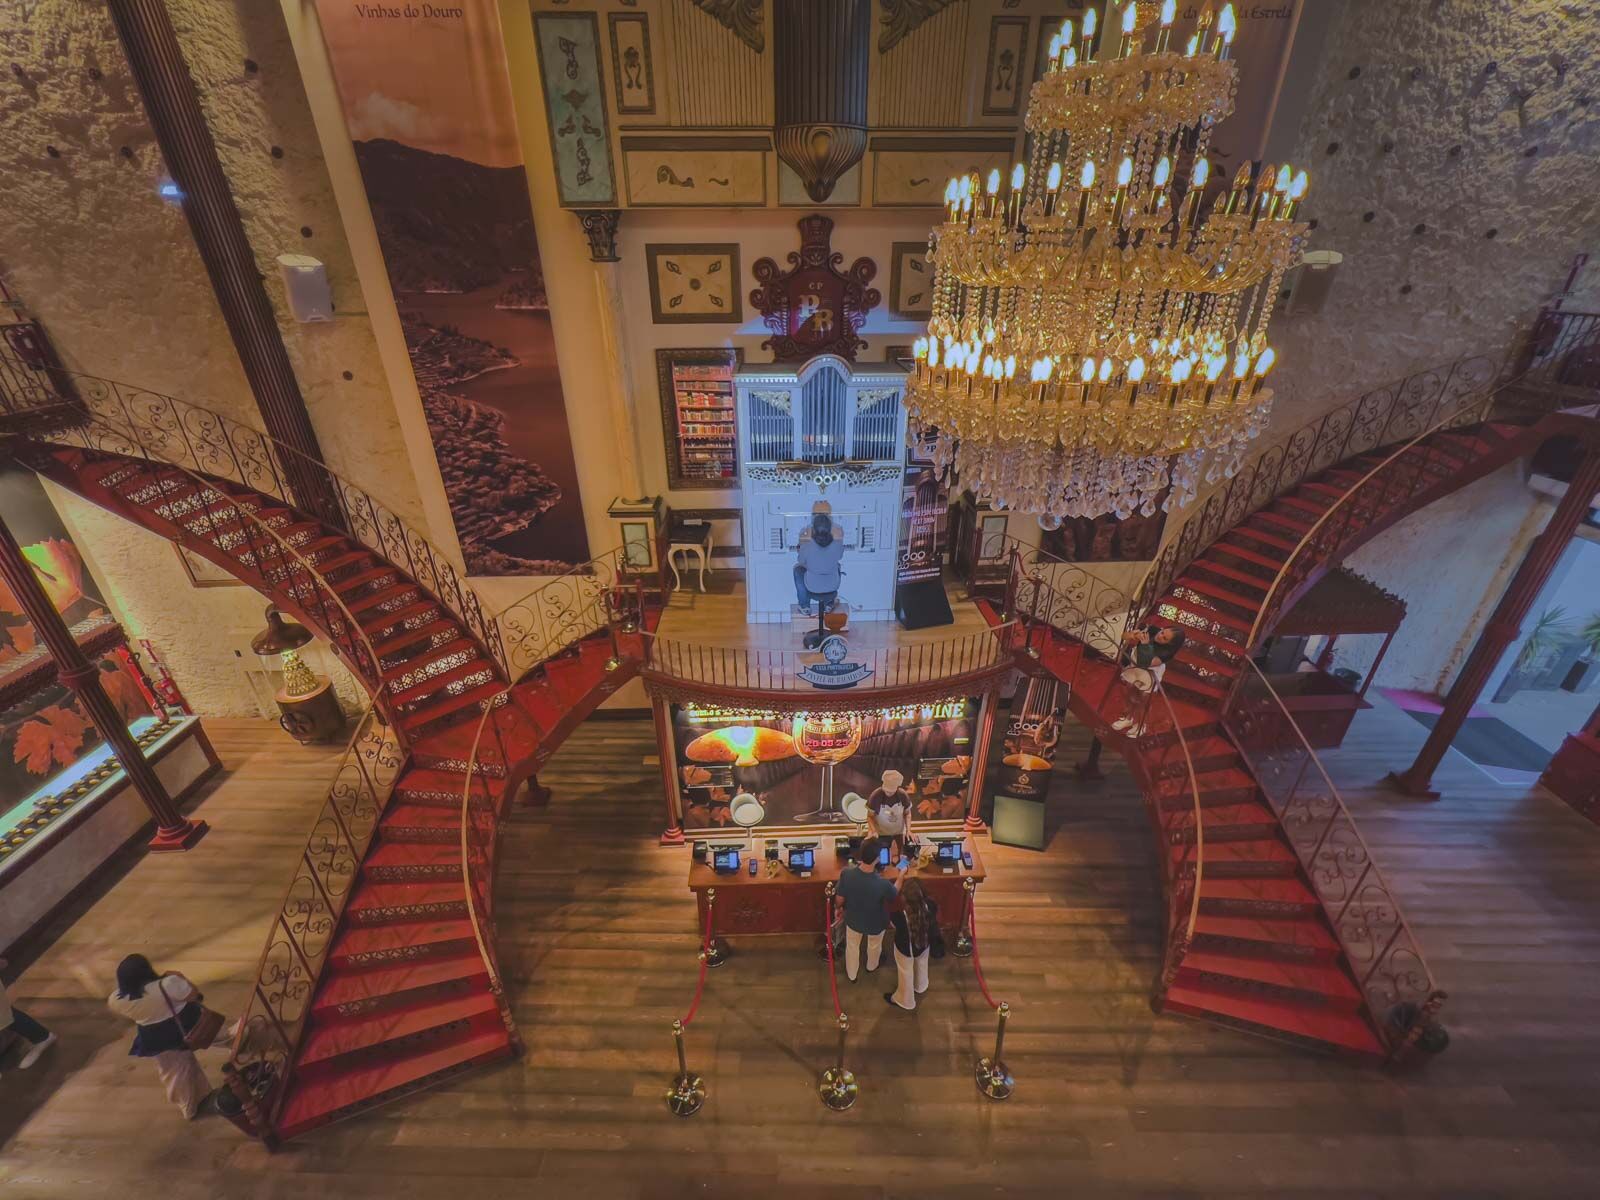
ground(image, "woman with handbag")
xmin=107 ymin=954 xmax=238 ymax=1119
xmin=884 ymin=877 xmax=939 ymax=1012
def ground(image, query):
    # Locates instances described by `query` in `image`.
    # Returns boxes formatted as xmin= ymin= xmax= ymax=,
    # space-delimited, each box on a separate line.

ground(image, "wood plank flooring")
xmin=3 ymin=703 xmax=1600 ymax=1197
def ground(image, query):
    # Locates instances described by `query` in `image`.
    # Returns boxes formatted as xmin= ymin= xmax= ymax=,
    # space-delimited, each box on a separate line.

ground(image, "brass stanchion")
xmin=665 ymin=1018 xmax=706 ymax=1117
xmin=953 ymin=877 xmax=975 ymax=958
xmin=703 ymin=887 xmax=729 ymax=967
xmin=818 ymin=1012 xmax=858 ymax=1111
xmin=975 ymin=1001 xmax=1014 ymax=1101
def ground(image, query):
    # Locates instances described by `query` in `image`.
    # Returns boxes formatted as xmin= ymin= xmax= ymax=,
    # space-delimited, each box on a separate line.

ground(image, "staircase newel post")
xmin=0 ymin=515 xmax=206 ymax=849
xmin=1390 ymin=442 xmax=1600 ymax=797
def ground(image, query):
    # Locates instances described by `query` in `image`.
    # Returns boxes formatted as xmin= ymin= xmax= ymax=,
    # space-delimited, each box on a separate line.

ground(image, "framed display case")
xmin=657 ymin=347 xmax=743 ymax=489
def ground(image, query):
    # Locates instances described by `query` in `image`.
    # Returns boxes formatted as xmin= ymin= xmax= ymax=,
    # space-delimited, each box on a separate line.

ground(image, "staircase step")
xmin=1162 ymin=665 xmax=1229 ymax=703
xmin=399 ymin=681 xmax=504 ymax=735
xmin=1160 ymin=594 xmax=1253 ymax=634
xmin=347 ymin=582 xmax=423 ymax=616
xmin=1178 ymin=837 xmax=1298 ymax=877
xmin=361 ymin=600 xmax=442 ymax=636
xmin=1192 ymin=913 xmax=1342 ymax=961
xmin=334 ymin=566 xmax=402 ymax=595
xmin=1163 ymin=983 xmax=1382 ymax=1057
xmin=1277 ymin=491 xmax=1334 ymax=518
xmin=1168 ymin=800 xmax=1279 ymax=836
xmin=391 ymin=656 xmax=495 ymax=706
xmin=1177 ymin=948 xmax=1363 ymax=1008
xmin=1192 ymin=556 xmax=1271 ymax=592
xmin=1174 ymin=645 xmax=1241 ymax=678
xmin=362 ymin=841 xmax=462 ymax=881
xmin=1251 ymin=508 xmax=1314 ymax=537
xmin=378 ymin=803 xmax=462 ymax=842
xmin=312 ymin=952 xmax=490 ymax=1022
xmin=1174 ymin=576 xmax=1262 ymax=614
xmin=276 ymin=1028 xmax=513 ymax=1138
xmin=394 ymin=766 xmax=500 ymax=808
xmin=328 ymin=918 xmax=478 ymax=971
xmin=1210 ymin=536 xmax=1286 ymax=571
xmin=1157 ymin=766 xmax=1260 ymax=808
xmin=297 ymin=991 xmax=503 ymax=1074
xmin=1199 ymin=876 xmax=1321 ymax=917
xmin=346 ymin=880 xmax=469 ymax=925
xmin=1222 ymin=522 xmax=1299 ymax=553
xmin=373 ymin=617 xmax=459 ymax=658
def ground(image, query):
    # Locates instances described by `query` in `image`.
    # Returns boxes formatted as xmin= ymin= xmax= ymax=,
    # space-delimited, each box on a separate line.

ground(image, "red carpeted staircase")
xmin=14 ymin=438 xmax=652 ymax=1138
xmin=994 ymin=418 xmax=1544 ymax=1058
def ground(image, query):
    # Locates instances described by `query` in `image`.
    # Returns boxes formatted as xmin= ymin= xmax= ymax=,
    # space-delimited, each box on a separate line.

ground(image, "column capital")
xmin=574 ymin=209 xmax=622 ymax=263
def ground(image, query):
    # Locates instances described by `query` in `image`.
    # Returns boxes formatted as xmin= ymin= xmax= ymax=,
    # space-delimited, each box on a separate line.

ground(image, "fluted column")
xmin=0 ymin=516 xmax=205 ymax=850
xmin=964 ymin=691 xmax=999 ymax=832
xmin=1389 ymin=442 xmax=1600 ymax=797
xmin=105 ymin=0 xmax=338 ymax=526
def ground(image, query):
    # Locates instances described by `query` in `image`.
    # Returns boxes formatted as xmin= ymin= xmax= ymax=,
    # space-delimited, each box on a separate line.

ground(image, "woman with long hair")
xmin=107 ymin=954 xmax=238 ymax=1119
xmin=885 ymin=876 xmax=938 ymax=1011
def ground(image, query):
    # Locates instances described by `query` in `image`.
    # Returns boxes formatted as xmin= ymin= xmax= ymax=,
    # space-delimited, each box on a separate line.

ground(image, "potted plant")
xmin=1559 ymin=610 xmax=1600 ymax=693
xmin=1491 ymin=606 xmax=1571 ymax=702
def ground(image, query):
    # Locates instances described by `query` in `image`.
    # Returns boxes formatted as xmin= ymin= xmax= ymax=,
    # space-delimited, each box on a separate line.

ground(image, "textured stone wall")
xmin=1268 ymin=0 xmax=1600 ymax=428
xmin=0 ymin=1 xmax=432 ymax=715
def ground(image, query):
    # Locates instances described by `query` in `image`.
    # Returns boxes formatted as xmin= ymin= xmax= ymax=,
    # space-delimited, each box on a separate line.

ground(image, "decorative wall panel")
xmin=645 ymin=244 xmax=744 ymax=324
xmin=888 ymin=241 xmax=934 ymax=318
xmin=621 ymin=136 xmax=768 ymax=206
xmin=665 ymin=0 xmax=771 ymax=127
xmin=873 ymin=2 xmax=969 ymax=128
xmin=869 ymin=136 xmax=1016 ymax=208
xmin=607 ymin=12 xmax=656 ymax=116
xmin=980 ymin=17 xmax=1030 ymax=116
xmin=533 ymin=12 xmax=618 ymax=207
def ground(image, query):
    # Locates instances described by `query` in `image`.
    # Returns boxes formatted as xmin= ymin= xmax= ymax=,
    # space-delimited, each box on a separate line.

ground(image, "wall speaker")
xmin=277 ymin=253 xmax=333 ymax=323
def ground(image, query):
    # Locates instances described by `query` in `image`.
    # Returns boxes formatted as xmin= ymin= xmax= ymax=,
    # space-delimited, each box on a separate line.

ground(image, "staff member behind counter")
xmin=867 ymin=769 xmax=914 ymax=855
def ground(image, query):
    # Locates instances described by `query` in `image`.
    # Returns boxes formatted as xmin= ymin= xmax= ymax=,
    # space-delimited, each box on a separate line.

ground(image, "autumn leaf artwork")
xmin=12 ymin=702 xmax=92 ymax=775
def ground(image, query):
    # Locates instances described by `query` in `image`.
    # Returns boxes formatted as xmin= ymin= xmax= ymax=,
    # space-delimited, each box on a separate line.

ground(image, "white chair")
xmin=668 ymin=522 xmax=714 ymax=592
xmin=841 ymin=791 xmax=870 ymax=837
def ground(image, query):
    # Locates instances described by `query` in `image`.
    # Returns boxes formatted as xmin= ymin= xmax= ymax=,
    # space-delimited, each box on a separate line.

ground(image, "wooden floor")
xmin=4 ymin=702 xmax=1600 ymax=1196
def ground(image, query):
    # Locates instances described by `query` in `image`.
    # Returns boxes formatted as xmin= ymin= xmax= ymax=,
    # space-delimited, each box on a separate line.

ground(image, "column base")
xmin=518 ymin=779 xmax=553 ymax=808
xmin=149 ymin=818 xmax=209 ymax=852
xmin=963 ymin=813 xmax=988 ymax=835
xmin=1382 ymin=770 xmax=1441 ymax=801
xmin=660 ymin=826 xmax=686 ymax=847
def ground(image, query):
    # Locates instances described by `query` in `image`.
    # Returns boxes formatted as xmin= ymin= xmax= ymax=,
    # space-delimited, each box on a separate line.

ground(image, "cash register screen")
xmin=712 ymin=848 xmax=740 ymax=873
xmin=936 ymin=841 xmax=962 ymax=865
xmin=787 ymin=847 xmax=814 ymax=870
xmin=877 ymin=845 xmax=892 ymax=867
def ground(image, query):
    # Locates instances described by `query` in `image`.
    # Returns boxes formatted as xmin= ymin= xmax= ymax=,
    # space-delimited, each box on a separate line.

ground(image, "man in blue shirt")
xmin=834 ymin=837 xmax=900 ymax=980
xmin=794 ymin=510 xmax=844 ymax=614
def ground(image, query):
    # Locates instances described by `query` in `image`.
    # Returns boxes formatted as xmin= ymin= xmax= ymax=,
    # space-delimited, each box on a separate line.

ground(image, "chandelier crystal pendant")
xmin=906 ymin=1 xmax=1310 ymax=521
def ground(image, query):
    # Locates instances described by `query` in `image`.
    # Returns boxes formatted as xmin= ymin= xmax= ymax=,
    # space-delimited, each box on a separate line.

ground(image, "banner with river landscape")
xmin=314 ymin=0 xmax=589 ymax=574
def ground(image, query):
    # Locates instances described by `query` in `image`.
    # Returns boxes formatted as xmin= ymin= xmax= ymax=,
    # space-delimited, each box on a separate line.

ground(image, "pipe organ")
xmin=735 ymin=355 xmax=908 ymax=623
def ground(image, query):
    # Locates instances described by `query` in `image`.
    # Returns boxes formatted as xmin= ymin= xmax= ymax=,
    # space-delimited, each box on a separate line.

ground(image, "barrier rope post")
xmin=703 ymin=885 xmax=729 ymax=968
xmin=953 ymin=877 xmax=975 ymax=958
xmin=817 ymin=884 xmax=859 ymax=1111
xmin=664 ymin=889 xmax=717 ymax=1116
xmin=976 ymin=1003 xmax=1014 ymax=1101
xmin=665 ymin=1019 xmax=705 ymax=1117
xmin=963 ymin=877 xmax=1015 ymax=1101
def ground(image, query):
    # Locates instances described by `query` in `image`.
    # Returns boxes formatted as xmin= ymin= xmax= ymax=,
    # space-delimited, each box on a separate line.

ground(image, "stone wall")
xmin=0 ymin=0 xmax=433 ymax=715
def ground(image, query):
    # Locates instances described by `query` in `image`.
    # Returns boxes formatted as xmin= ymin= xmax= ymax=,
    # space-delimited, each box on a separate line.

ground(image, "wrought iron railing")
xmin=494 ymin=548 xmax=628 ymax=681
xmin=1514 ymin=307 xmax=1600 ymax=396
xmin=641 ymin=625 xmax=1014 ymax=694
xmin=1225 ymin=658 xmax=1444 ymax=1054
xmin=224 ymin=697 xmax=404 ymax=1139
xmin=1130 ymin=351 xmax=1506 ymax=630
xmin=0 ymin=348 xmax=506 ymax=675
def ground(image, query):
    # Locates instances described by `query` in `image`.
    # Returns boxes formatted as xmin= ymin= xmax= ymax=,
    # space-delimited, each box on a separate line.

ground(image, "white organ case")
xmin=735 ymin=355 xmax=909 ymax=623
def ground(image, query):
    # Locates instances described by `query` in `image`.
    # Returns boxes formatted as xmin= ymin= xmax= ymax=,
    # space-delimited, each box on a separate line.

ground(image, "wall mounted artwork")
xmin=533 ymin=11 xmax=619 ymax=207
xmin=750 ymin=216 xmax=880 ymax=362
xmin=982 ymin=17 xmax=1030 ymax=116
xmin=315 ymin=0 xmax=591 ymax=574
xmin=869 ymin=136 xmax=1017 ymax=207
xmin=889 ymin=241 xmax=934 ymax=319
xmin=645 ymin=244 xmax=743 ymax=324
xmin=607 ymin=12 xmax=655 ymax=116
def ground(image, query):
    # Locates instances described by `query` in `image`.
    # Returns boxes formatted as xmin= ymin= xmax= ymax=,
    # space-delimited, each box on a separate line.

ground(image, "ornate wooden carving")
xmin=749 ymin=216 xmax=880 ymax=363
xmin=878 ymin=0 xmax=961 ymax=51
xmin=574 ymin=209 xmax=621 ymax=262
xmin=691 ymin=0 xmax=764 ymax=53
xmin=773 ymin=0 xmax=869 ymax=202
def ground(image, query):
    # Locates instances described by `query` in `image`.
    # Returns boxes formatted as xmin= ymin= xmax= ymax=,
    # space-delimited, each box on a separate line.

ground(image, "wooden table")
xmin=687 ymin=834 xmax=986 ymax=940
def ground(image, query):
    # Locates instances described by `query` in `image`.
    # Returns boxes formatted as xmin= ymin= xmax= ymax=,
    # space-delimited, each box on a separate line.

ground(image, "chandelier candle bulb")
xmin=1057 ymin=20 xmax=1074 ymax=70
xmin=1077 ymin=159 xmax=1096 ymax=227
xmin=1216 ymin=4 xmax=1237 ymax=60
xmin=1118 ymin=2 xmax=1138 ymax=58
xmin=1155 ymin=0 xmax=1175 ymax=52
xmin=1081 ymin=6 xmax=1097 ymax=60
xmin=1196 ymin=3 xmax=1214 ymax=53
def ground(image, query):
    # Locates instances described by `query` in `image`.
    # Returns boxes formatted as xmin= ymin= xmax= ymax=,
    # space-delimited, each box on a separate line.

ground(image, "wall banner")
xmin=314 ymin=0 xmax=590 ymax=574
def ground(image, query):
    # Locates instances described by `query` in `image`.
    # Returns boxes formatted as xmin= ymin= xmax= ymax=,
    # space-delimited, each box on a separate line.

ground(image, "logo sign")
xmin=797 ymin=634 xmax=874 ymax=690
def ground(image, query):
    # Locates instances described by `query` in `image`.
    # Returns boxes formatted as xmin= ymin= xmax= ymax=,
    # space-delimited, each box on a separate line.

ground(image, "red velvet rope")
xmin=823 ymin=894 xmax=843 ymax=1018
xmin=965 ymin=888 xmax=1001 ymax=1011
xmin=680 ymin=900 xmax=715 ymax=1028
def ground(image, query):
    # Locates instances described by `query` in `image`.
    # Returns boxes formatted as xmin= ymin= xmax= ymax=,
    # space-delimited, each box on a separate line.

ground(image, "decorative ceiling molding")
xmin=691 ymin=0 xmax=764 ymax=54
xmin=878 ymin=0 xmax=962 ymax=52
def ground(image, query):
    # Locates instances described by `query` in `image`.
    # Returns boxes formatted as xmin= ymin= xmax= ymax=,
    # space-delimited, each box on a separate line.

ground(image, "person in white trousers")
xmin=885 ymin=877 xmax=938 ymax=1011
xmin=834 ymin=837 xmax=900 ymax=981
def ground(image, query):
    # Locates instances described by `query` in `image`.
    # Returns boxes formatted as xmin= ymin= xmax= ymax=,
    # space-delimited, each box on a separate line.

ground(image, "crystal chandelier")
xmin=906 ymin=1 xmax=1310 ymax=522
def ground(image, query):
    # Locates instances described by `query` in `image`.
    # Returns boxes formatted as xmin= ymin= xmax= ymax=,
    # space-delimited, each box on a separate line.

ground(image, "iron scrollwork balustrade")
xmin=1129 ymin=350 xmax=1507 ymax=632
xmin=226 ymin=706 xmax=405 ymax=1137
xmin=1223 ymin=658 xmax=1442 ymax=1046
xmin=496 ymin=549 xmax=626 ymax=680
xmin=0 ymin=347 xmax=507 ymax=675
